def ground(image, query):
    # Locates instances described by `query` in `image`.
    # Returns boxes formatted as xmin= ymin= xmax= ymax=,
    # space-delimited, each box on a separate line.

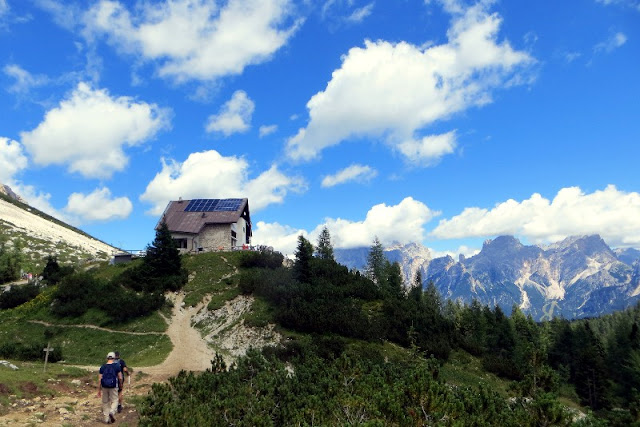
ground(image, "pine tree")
xmin=366 ymin=237 xmax=386 ymax=285
xmin=408 ymin=271 xmax=423 ymax=303
xmin=141 ymin=221 xmax=188 ymax=292
xmin=294 ymin=235 xmax=314 ymax=284
xmin=315 ymin=227 xmax=334 ymax=260
xmin=384 ymin=261 xmax=404 ymax=299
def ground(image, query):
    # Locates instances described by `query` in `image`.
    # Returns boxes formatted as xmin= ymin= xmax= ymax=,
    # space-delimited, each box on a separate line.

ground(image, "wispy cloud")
xmin=322 ymin=0 xmax=374 ymax=27
xmin=346 ymin=3 xmax=374 ymax=23
xmin=594 ymin=31 xmax=627 ymax=54
xmin=259 ymin=124 xmax=278 ymax=138
xmin=321 ymin=164 xmax=377 ymax=187
xmin=3 ymin=64 xmax=50 ymax=94
xmin=595 ymin=0 xmax=640 ymax=12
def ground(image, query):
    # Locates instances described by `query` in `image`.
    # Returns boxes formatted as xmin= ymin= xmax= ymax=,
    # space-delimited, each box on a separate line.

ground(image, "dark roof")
xmin=159 ymin=198 xmax=250 ymax=234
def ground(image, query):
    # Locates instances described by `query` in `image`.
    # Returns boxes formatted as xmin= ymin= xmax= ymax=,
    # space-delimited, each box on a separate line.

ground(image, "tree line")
xmin=234 ymin=229 xmax=639 ymax=424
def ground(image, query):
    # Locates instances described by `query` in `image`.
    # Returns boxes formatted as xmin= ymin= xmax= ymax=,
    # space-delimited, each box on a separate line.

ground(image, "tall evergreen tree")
xmin=366 ymin=237 xmax=386 ymax=285
xmin=384 ymin=261 xmax=404 ymax=300
xmin=141 ymin=221 xmax=188 ymax=292
xmin=408 ymin=271 xmax=423 ymax=303
xmin=315 ymin=227 xmax=334 ymax=260
xmin=294 ymin=235 xmax=314 ymax=284
xmin=573 ymin=322 xmax=610 ymax=409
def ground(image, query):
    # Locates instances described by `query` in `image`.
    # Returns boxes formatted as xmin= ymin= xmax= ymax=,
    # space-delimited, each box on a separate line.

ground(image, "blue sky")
xmin=1 ymin=0 xmax=639 ymax=257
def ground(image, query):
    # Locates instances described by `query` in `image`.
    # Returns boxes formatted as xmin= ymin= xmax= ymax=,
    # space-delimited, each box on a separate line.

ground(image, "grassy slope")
xmin=0 ymin=252 xmax=250 ymax=368
xmin=0 ymin=251 xmax=586 ymax=414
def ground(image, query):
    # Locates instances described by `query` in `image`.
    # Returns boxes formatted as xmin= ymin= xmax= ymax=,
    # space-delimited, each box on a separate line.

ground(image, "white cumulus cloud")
xmin=321 ymin=164 xmax=377 ymax=187
xmin=84 ymin=0 xmax=301 ymax=82
xmin=397 ymin=131 xmax=457 ymax=165
xmin=252 ymin=221 xmax=308 ymax=257
xmin=140 ymin=150 xmax=306 ymax=215
xmin=64 ymin=187 xmax=133 ymax=222
xmin=19 ymin=82 xmax=170 ymax=179
xmin=206 ymin=90 xmax=254 ymax=135
xmin=430 ymin=185 xmax=640 ymax=247
xmin=253 ymin=197 xmax=440 ymax=255
xmin=0 ymin=137 xmax=28 ymax=183
xmin=286 ymin=2 xmax=534 ymax=164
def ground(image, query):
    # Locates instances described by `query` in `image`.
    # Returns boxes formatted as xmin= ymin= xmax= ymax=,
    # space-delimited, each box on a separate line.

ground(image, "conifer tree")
xmin=141 ymin=221 xmax=188 ymax=292
xmin=294 ymin=235 xmax=314 ymax=284
xmin=384 ymin=261 xmax=404 ymax=299
xmin=315 ymin=227 xmax=334 ymax=260
xmin=366 ymin=237 xmax=386 ymax=285
xmin=408 ymin=271 xmax=423 ymax=303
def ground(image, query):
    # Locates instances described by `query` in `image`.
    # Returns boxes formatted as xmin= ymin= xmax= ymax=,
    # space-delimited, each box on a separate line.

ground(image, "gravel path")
xmin=136 ymin=292 xmax=216 ymax=380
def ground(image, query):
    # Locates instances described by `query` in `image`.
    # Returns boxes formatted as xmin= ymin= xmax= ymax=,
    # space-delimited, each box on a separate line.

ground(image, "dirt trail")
xmin=0 ymin=256 xmax=251 ymax=425
xmin=135 ymin=292 xmax=216 ymax=381
xmin=27 ymin=320 xmax=165 ymax=336
xmin=0 ymin=291 xmax=218 ymax=426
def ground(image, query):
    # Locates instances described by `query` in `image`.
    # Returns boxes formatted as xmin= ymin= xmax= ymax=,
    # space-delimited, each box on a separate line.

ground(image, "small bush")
xmin=0 ymin=283 xmax=40 ymax=309
xmin=239 ymin=249 xmax=284 ymax=270
xmin=0 ymin=342 xmax=63 ymax=362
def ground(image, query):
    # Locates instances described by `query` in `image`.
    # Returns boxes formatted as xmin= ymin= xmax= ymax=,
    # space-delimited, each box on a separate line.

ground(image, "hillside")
xmin=1 ymin=236 xmax=638 ymax=424
xmin=0 ymin=185 xmax=118 ymax=273
xmin=0 ymin=251 xmax=281 ymax=425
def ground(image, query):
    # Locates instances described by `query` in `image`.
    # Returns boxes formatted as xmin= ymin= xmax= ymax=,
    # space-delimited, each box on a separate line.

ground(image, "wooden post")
xmin=43 ymin=341 xmax=54 ymax=372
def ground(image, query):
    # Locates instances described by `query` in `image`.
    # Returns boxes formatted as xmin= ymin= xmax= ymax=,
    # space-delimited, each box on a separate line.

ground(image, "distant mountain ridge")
xmin=335 ymin=235 xmax=640 ymax=320
xmin=0 ymin=183 xmax=118 ymax=272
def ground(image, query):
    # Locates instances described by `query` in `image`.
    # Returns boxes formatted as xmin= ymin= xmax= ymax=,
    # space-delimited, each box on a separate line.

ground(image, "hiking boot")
xmin=117 ymin=404 xmax=122 ymax=413
xmin=109 ymin=413 xmax=116 ymax=423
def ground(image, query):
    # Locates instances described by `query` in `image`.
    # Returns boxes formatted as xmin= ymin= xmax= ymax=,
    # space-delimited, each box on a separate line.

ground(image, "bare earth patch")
xmin=0 ymin=286 xmax=281 ymax=426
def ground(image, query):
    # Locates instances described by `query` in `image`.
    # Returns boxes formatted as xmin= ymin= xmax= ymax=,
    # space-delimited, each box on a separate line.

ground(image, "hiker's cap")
xmin=107 ymin=352 xmax=116 ymax=359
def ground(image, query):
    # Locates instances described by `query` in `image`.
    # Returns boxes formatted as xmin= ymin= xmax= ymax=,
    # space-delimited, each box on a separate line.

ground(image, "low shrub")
xmin=0 ymin=283 xmax=40 ymax=309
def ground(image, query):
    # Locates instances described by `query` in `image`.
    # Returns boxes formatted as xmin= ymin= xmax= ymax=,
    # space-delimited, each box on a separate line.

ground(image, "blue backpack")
xmin=101 ymin=364 xmax=118 ymax=388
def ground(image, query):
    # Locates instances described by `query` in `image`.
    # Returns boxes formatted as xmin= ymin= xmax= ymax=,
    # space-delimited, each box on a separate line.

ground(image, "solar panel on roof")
xmin=184 ymin=198 xmax=242 ymax=212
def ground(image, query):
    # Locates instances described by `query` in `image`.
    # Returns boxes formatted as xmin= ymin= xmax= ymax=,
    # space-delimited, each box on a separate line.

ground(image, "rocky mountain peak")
xmin=0 ymin=183 xmax=24 ymax=203
xmin=550 ymin=234 xmax=615 ymax=261
xmin=482 ymin=235 xmax=523 ymax=253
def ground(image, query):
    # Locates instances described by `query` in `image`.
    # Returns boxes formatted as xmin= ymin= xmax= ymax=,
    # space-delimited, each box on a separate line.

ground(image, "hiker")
xmin=97 ymin=352 xmax=123 ymax=424
xmin=114 ymin=351 xmax=129 ymax=413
